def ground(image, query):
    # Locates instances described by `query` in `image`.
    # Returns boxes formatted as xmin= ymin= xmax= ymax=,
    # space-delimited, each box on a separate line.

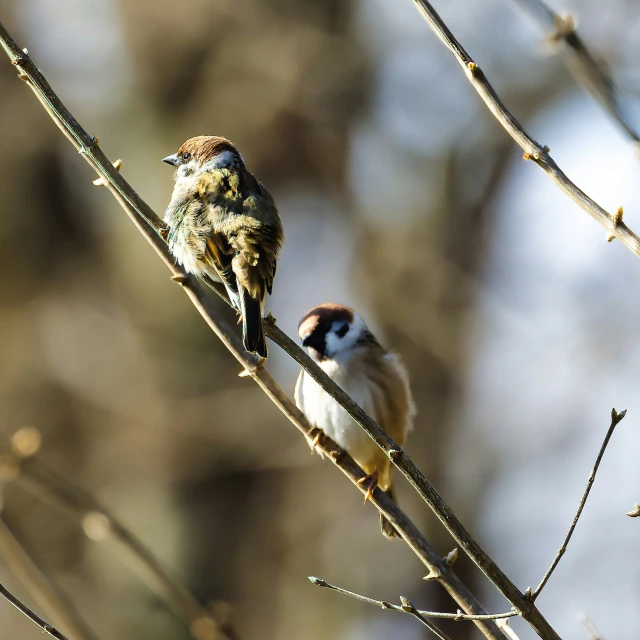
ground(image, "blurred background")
xmin=0 ymin=0 xmax=639 ymax=638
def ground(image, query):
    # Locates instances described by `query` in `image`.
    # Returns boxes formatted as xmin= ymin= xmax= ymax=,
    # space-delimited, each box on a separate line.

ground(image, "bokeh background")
xmin=1 ymin=0 xmax=640 ymax=638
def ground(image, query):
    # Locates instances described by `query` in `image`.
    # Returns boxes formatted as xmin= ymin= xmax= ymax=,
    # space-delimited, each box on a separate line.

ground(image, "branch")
xmin=531 ymin=408 xmax=626 ymax=601
xmin=309 ymin=576 xmax=517 ymax=622
xmin=511 ymin=0 xmax=640 ymax=143
xmin=578 ymin=614 xmax=605 ymax=640
xmin=0 ymin=517 xmax=98 ymax=640
xmin=0 ymin=20 xmax=559 ymax=640
xmin=0 ymin=578 xmax=70 ymax=640
xmin=0 ymin=450 xmax=235 ymax=640
xmin=412 ymin=0 xmax=640 ymax=256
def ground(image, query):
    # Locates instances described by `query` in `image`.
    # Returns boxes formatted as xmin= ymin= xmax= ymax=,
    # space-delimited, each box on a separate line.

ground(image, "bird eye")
xmin=335 ymin=323 xmax=349 ymax=338
xmin=182 ymin=152 xmax=191 ymax=161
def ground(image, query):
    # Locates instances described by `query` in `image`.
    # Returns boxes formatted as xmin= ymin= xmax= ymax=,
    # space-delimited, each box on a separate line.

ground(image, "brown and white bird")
xmin=163 ymin=136 xmax=284 ymax=358
xmin=294 ymin=303 xmax=414 ymax=538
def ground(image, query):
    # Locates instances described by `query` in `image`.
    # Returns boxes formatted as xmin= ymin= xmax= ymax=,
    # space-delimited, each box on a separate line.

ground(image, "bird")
xmin=162 ymin=136 xmax=284 ymax=358
xmin=294 ymin=303 xmax=414 ymax=538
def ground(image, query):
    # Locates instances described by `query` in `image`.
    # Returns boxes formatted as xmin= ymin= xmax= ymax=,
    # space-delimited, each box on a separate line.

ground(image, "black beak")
xmin=162 ymin=154 xmax=180 ymax=167
xmin=302 ymin=332 xmax=326 ymax=356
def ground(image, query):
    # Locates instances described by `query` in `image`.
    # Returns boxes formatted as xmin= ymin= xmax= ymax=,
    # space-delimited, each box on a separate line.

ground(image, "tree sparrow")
xmin=163 ymin=136 xmax=284 ymax=358
xmin=294 ymin=303 xmax=415 ymax=538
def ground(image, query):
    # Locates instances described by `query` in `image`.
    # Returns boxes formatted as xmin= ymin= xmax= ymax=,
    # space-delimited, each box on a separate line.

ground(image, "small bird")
xmin=294 ymin=303 xmax=414 ymax=538
xmin=162 ymin=136 xmax=284 ymax=358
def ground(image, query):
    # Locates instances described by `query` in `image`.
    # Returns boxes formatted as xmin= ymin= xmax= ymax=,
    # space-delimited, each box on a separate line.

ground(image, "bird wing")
xmin=203 ymin=234 xmax=238 ymax=296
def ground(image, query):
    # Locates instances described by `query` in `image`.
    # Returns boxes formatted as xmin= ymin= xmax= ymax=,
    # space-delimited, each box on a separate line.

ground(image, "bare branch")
xmin=411 ymin=0 xmax=640 ymax=257
xmin=0 ymin=578 xmax=71 ymax=640
xmin=0 ymin=20 xmax=559 ymax=640
xmin=0 ymin=450 xmax=234 ymax=640
xmin=511 ymin=0 xmax=640 ymax=143
xmin=0 ymin=517 xmax=97 ymax=640
xmin=309 ymin=576 xmax=517 ymax=622
xmin=531 ymin=408 xmax=626 ymax=601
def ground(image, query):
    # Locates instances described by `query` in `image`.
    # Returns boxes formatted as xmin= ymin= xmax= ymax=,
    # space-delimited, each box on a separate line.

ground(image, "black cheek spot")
xmin=335 ymin=323 xmax=349 ymax=338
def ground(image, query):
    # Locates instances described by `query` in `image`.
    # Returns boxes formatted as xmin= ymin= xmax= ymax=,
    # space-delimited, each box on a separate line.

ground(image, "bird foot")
xmin=307 ymin=428 xmax=325 ymax=456
xmin=357 ymin=471 xmax=379 ymax=504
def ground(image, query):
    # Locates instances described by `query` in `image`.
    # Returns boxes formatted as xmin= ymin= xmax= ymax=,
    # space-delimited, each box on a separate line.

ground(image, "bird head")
xmin=298 ymin=303 xmax=374 ymax=362
xmin=162 ymin=136 xmax=245 ymax=180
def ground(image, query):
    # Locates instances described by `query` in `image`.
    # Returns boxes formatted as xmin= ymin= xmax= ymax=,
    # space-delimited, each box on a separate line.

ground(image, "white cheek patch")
xmin=325 ymin=315 xmax=366 ymax=358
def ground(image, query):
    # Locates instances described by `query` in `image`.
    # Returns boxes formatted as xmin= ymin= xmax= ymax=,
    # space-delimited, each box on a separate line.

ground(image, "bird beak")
xmin=162 ymin=154 xmax=180 ymax=167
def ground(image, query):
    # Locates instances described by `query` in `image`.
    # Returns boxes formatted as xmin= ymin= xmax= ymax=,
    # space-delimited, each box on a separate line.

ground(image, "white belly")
xmin=299 ymin=368 xmax=380 ymax=468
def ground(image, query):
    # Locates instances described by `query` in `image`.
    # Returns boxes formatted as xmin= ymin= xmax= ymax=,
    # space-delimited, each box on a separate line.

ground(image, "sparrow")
xmin=162 ymin=136 xmax=284 ymax=358
xmin=294 ymin=303 xmax=415 ymax=538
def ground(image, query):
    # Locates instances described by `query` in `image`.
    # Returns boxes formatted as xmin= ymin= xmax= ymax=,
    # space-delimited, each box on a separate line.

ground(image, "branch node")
xmin=466 ymin=61 xmax=478 ymax=76
xmin=265 ymin=310 xmax=277 ymax=325
xmin=399 ymin=596 xmax=416 ymax=613
xmin=380 ymin=601 xmax=394 ymax=610
xmin=388 ymin=448 xmax=402 ymax=460
xmin=606 ymin=233 xmax=615 ymax=243
xmin=523 ymin=587 xmax=533 ymax=600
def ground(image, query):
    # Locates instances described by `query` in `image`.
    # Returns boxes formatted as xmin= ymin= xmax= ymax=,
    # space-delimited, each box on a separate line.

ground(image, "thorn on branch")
xmin=625 ymin=503 xmax=640 ymax=518
xmin=612 ymin=207 xmax=624 ymax=228
xmin=444 ymin=548 xmax=459 ymax=567
xmin=170 ymin=273 xmax=189 ymax=285
xmin=422 ymin=568 xmax=441 ymax=581
xmin=93 ymin=159 xmax=122 ymax=186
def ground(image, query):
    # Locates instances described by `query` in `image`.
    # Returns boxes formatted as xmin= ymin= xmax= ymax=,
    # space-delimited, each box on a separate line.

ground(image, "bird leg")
xmin=357 ymin=470 xmax=379 ymax=504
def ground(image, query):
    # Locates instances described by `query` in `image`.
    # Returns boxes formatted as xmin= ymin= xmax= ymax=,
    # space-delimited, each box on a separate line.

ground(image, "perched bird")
xmin=295 ymin=303 xmax=415 ymax=538
xmin=162 ymin=136 xmax=284 ymax=358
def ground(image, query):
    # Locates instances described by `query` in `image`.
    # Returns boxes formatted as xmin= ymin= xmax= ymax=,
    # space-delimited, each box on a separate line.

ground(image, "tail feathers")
xmin=240 ymin=289 xmax=267 ymax=358
xmin=380 ymin=484 xmax=399 ymax=540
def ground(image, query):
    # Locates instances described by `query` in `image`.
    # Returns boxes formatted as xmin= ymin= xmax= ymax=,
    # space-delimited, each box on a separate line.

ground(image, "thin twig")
xmin=0 ymin=517 xmax=98 ymax=640
xmin=0 ymin=578 xmax=71 ymax=640
xmin=0 ymin=21 xmax=558 ymax=640
xmin=309 ymin=576 xmax=517 ymax=622
xmin=531 ymin=408 xmax=626 ymax=601
xmin=0 ymin=453 xmax=233 ymax=640
xmin=511 ymin=0 xmax=640 ymax=142
xmin=412 ymin=0 xmax=640 ymax=255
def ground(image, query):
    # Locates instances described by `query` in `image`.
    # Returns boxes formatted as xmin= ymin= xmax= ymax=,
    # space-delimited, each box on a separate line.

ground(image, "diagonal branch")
xmin=0 ymin=451 xmax=236 ymax=640
xmin=511 ymin=0 xmax=640 ymax=143
xmin=412 ymin=0 xmax=640 ymax=256
xmin=531 ymin=408 xmax=626 ymax=601
xmin=0 ymin=19 xmax=558 ymax=640
xmin=0 ymin=517 xmax=97 ymax=640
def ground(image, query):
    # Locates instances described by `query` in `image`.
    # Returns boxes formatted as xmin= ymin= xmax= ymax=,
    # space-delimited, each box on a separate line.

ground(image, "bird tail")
xmin=380 ymin=482 xmax=400 ymax=539
xmin=240 ymin=288 xmax=267 ymax=358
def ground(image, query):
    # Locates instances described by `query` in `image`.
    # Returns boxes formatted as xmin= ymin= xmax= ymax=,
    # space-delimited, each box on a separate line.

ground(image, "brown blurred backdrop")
xmin=1 ymin=0 xmax=640 ymax=639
